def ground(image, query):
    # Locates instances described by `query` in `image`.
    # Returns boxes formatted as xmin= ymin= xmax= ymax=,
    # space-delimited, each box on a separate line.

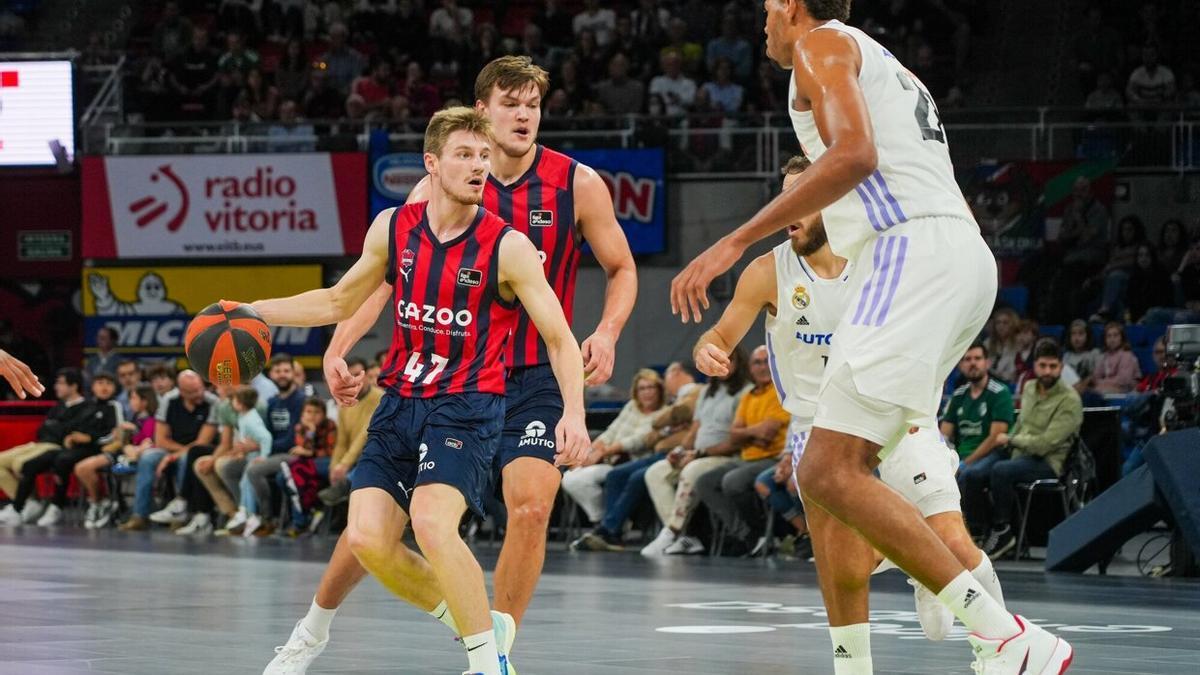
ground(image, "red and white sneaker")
xmin=969 ymin=615 xmax=1073 ymax=674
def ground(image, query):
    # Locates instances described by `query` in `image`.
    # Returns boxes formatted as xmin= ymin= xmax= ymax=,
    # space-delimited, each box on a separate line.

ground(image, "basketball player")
xmin=693 ymin=156 xmax=1004 ymax=652
xmin=672 ymin=2 xmax=1071 ymax=672
xmin=0 ymin=350 xmax=44 ymax=399
xmin=248 ymin=107 xmax=589 ymax=675
xmin=265 ymin=56 xmax=636 ymax=672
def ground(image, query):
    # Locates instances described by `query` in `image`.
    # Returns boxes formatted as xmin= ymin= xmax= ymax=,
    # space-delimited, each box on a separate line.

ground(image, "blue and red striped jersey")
xmin=378 ymin=202 xmax=518 ymax=398
xmin=482 ymin=144 xmax=581 ymax=368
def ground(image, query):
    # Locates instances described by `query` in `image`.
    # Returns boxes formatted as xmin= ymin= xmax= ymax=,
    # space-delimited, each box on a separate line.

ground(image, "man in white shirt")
xmin=572 ymin=0 xmax=615 ymax=46
xmin=648 ymin=50 xmax=696 ymax=116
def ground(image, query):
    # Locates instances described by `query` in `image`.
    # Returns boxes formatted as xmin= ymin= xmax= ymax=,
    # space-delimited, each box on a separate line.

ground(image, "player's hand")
xmin=553 ymin=413 xmax=591 ymax=468
xmin=694 ymin=343 xmax=731 ymax=377
xmin=0 ymin=350 xmax=43 ymax=399
xmin=581 ymin=331 xmax=616 ymax=386
xmin=323 ymin=354 xmax=364 ymax=407
xmin=671 ymin=236 xmax=745 ymax=323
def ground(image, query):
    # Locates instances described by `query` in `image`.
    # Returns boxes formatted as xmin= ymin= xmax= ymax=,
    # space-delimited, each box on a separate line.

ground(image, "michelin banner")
xmin=82 ymin=153 xmax=367 ymax=258
xmin=369 ymin=132 xmax=666 ymax=254
xmin=82 ymin=265 xmax=324 ymax=360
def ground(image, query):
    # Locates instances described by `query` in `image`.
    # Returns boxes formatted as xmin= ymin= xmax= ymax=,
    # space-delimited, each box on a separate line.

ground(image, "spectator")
xmin=240 ymin=354 xmax=305 ymax=535
xmin=572 ymin=29 xmax=608 ymax=85
xmin=1060 ymin=176 xmax=1111 ymax=272
xmin=571 ymin=362 xmax=700 ymax=551
xmin=264 ymin=0 xmax=306 ymax=40
xmin=75 ymin=383 xmax=158 ymax=529
xmin=0 ymin=369 xmax=90 ymax=526
xmin=609 ymin=16 xmax=651 ymax=79
xmin=985 ymin=307 xmax=1021 ymax=383
xmin=519 ymin=23 xmax=553 ymax=72
xmin=242 ymin=68 xmax=279 ymax=120
xmin=1156 ymin=218 xmax=1188 ymax=273
xmin=211 ymin=385 xmax=275 ymax=536
xmin=661 ymin=17 xmax=703 ymax=78
xmin=146 ymin=363 xmax=177 ymax=409
xmin=1093 ymin=322 xmax=1142 ymax=395
xmin=752 ymin=448 xmax=811 ymax=557
xmin=114 ymin=359 xmax=142 ymax=421
xmin=1063 ymin=319 xmax=1101 ymax=394
xmin=641 ymin=347 xmax=752 ymax=557
xmin=302 ymin=67 xmax=344 ymax=120
xmin=168 ymin=27 xmax=220 ymax=120
xmin=268 ymin=99 xmax=317 ymax=151
xmin=278 ymin=397 xmax=337 ymax=534
xmin=218 ymin=31 xmax=260 ymax=75
xmin=319 ymin=23 xmax=365 ymax=95
xmin=705 ymin=13 xmax=752 ymax=81
xmin=532 ymin=0 xmax=575 ymax=50
xmin=649 ymin=50 xmax=696 ymax=116
xmin=572 ymin=0 xmax=615 ymax=47
xmin=561 ymin=370 xmax=665 ymax=524
xmin=119 ymin=370 xmax=218 ymax=531
xmin=747 ymin=60 xmax=785 ymax=113
xmin=275 ymin=39 xmax=310 ymax=102
xmin=428 ymin=0 xmax=472 ymax=46
xmin=631 ymin=0 xmax=670 ymax=48
xmin=85 ymin=327 xmax=121 ymax=384
xmin=701 ymin=58 xmax=744 ymax=114
xmin=1126 ymin=44 xmax=1176 ymax=107
xmin=17 ymin=373 xmax=122 ymax=526
xmin=1127 ymin=244 xmax=1173 ymax=323
xmin=138 ymin=54 xmax=173 ymax=122
xmin=983 ymin=340 xmax=1083 ymax=558
xmin=351 ymin=57 xmax=395 ymax=116
xmin=1180 ymin=72 xmax=1200 ymax=107
xmin=1092 ymin=215 xmax=1148 ymax=321
xmin=942 ymin=344 xmax=1016 ymax=535
xmin=1072 ymin=5 xmax=1123 ymax=95
xmin=317 ymin=357 xmax=382 ymax=507
xmin=695 ymin=346 xmax=790 ymax=556
xmin=911 ymin=43 xmax=950 ymax=99
xmin=1085 ymin=71 xmax=1124 ymax=112
xmin=218 ymin=0 xmax=257 ymax=40
xmin=398 ymin=61 xmax=441 ymax=119
xmin=151 ymin=0 xmax=193 ymax=62
xmin=595 ymin=53 xmax=645 ymax=116
xmin=1009 ymin=319 xmax=1040 ymax=389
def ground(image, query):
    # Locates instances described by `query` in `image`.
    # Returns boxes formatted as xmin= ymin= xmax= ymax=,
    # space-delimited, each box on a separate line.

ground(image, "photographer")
xmin=1122 ymin=336 xmax=1180 ymax=476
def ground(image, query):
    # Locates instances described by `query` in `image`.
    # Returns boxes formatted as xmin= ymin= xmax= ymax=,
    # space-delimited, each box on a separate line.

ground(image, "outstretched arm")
xmin=500 ymin=231 xmax=590 ymax=467
xmin=671 ymin=29 xmax=876 ymax=322
xmin=693 ymin=253 xmax=777 ymax=377
xmin=575 ymin=165 xmax=638 ymax=385
xmin=0 ymin=350 xmax=43 ymax=399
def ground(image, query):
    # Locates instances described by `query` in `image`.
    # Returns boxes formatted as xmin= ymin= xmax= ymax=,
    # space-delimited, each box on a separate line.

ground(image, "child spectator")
xmin=75 ymin=383 xmax=158 ymax=529
xmin=216 ymin=386 xmax=274 ymax=536
xmin=278 ymin=397 xmax=338 ymax=535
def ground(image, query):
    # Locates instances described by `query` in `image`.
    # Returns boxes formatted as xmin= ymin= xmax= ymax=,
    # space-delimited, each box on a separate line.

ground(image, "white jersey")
xmin=764 ymin=240 xmax=856 ymax=421
xmin=787 ymin=20 xmax=975 ymax=260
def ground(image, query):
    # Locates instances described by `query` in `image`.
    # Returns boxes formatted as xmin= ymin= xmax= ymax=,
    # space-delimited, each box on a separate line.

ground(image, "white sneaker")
xmin=0 ymin=504 xmax=21 ymax=526
xmin=84 ymin=502 xmax=100 ymax=529
xmin=93 ymin=499 xmax=118 ymax=529
xmin=36 ymin=504 xmax=63 ymax=527
xmin=264 ymin=621 xmax=328 ymax=674
xmin=149 ymin=497 xmax=188 ymax=525
xmin=969 ymin=615 xmax=1073 ymax=674
xmin=663 ymin=535 xmax=705 ymax=555
xmin=492 ymin=609 xmax=517 ymax=674
xmin=20 ymin=499 xmax=46 ymax=524
xmin=176 ymin=512 xmax=213 ymax=535
xmin=243 ymin=513 xmax=263 ymax=538
xmin=640 ymin=527 xmax=677 ymax=557
xmin=909 ymin=577 xmax=954 ymax=641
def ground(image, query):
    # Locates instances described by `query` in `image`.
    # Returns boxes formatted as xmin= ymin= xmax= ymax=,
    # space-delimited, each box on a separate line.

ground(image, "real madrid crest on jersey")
xmin=792 ymin=285 xmax=811 ymax=310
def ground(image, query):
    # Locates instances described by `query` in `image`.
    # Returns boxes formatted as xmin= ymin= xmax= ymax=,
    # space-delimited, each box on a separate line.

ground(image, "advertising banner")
xmin=82 ymin=265 xmax=324 ymax=361
xmin=0 ymin=60 xmax=75 ymax=166
xmin=368 ymin=138 xmax=667 ymax=254
xmin=82 ymin=153 xmax=367 ymax=258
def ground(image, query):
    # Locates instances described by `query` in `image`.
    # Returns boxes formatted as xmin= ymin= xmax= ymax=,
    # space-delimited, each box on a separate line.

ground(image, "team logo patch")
xmin=913 ymin=472 xmax=927 ymax=485
xmin=791 ymin=285 xmax=810 ymax=310
xmin=795 ymin=316 xmax=810 ymax=326
xmin=519 ymin=420 xmax=555 ymax=449
xmin=457 ymin=268 xmax=483 ymax=287
xmin=400 ymin=248 xmax=416 ymax=281
xmin=444 ymin=438 xmax=463 ymax=449
xmin=529 ymin=210 xmax=553 ymax=227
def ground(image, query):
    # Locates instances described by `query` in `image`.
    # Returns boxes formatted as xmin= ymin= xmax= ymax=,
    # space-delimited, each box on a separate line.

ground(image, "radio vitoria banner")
xmin=82 ymin=153 xmax=367 ymax=258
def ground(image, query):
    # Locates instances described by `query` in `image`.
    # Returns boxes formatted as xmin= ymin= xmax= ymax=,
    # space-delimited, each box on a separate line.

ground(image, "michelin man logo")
xmin=518 ymin=420 xmax=555 ymax=449
xmin=89 ymin=272 xmax=188 ymax=316
xmin=419 ymin=442 xmax=435 ymax=471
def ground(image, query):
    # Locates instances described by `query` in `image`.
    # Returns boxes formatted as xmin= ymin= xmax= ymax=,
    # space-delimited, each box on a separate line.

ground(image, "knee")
xmin=754 ymin=479 xmax=771 ymax=499
xmin=408 ymin=510 xmax=458 ymax=554
xmin=345 ymin=522 xmax=389 ymax=563
xmin=508 ymin=495 xmax=553 ymax=531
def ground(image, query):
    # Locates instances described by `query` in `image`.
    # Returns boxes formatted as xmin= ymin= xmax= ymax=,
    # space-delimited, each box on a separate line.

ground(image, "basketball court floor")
xmin=2 ymin=529 xmax=1197 ymax=674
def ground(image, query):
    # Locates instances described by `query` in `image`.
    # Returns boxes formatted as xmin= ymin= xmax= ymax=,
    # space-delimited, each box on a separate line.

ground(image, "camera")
xmin=1161 ymin=324 xmax=1200 ymax=431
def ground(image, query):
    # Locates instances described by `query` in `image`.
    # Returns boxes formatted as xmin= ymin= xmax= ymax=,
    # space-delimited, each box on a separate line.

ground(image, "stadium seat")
xmin=997 ymin=285 xmax=1029 ymax=316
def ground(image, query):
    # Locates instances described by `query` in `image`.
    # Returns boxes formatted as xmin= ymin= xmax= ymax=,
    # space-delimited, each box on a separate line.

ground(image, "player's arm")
xmin=499 ymin=231 xmax=590 ymax=467
xmin=693 ymin=253 xmax=777 ymax=377
xmin=575 ymin=164 xmax=638 ymax=386
xmin=251 ymin=208 xmax=391 ymax=327
xmin=671 ymin=29 xmax=876 ymax=322
xmin=0 ymin=350 xmax=43 ymax=399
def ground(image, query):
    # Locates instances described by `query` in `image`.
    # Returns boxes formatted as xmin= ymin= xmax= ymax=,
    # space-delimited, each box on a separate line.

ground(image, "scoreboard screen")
xmin=0 ymin=60 xmax=75 ymax=167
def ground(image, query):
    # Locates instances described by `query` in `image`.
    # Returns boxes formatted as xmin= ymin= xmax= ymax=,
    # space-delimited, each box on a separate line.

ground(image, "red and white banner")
xmin=83 ymin=153 xmax=367 ymax=258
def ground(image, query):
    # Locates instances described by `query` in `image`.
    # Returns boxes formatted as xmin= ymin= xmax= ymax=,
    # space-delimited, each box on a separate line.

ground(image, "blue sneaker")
xmin=492 ymin=610 xmax=517 ymax=675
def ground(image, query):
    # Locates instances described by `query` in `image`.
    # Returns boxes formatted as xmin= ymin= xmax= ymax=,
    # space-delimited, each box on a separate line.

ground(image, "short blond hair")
xmin=423 ymin=106 xmax=493 ymax=157
xmin=474 ymin=55 xmax=550 ymax=104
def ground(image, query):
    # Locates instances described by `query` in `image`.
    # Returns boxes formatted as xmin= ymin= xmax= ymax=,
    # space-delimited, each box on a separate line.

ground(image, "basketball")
xmin=184 ymin=300 xmax=272 ymax=386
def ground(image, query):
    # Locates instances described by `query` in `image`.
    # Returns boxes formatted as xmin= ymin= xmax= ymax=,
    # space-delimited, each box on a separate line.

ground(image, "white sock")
xmin=463 ymin=629 xmax=500 ymax=675
xmin=428 ymin=600 xmax=460 ymax=635
xmin=936 ymin=571 xmax=1018 ymax=638
xmin=971 ymin=554 xmax=1006 ymax=608
xmin=828 ymin=623 xmax=873 ymax=674
xmin=300 ymin=597 xmax=338 ymax=642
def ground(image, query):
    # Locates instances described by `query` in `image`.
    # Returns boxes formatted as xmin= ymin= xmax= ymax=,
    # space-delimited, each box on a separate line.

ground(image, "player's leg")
xmin=345 ymin=487 xmax=447 ymax=611
xmin=925 ymin=511 xmax=1003 ymax=607
xmin=493 ymin=457 xmax=560 ymax=625
xmin=805 ymin=500 xmax=877 ymax=675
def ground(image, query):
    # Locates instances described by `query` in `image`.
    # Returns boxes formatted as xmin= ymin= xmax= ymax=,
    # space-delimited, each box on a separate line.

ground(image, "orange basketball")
xmin=184 ymin=300 xmax=272 ymax=386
